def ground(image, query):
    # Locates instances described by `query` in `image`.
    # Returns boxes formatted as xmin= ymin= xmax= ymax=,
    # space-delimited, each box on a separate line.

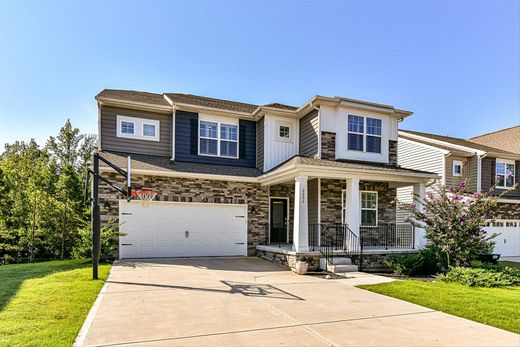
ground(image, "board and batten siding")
xmin=396 ymin=138 xmax=444 ymax=222
xmin=174 ymin=110 xmax=257 ymax=167
xmin=256 ymin=117 xmax=264 ymax=171
xmin=263 ymin=114 xmax=299 ymax=171
xmin=299 ymin=110 xmax=319 ymax=158
xmin=100 ymin=106 xmax=172 ymax=157
xmin=481 ymin=157 xmax=520 ymax=199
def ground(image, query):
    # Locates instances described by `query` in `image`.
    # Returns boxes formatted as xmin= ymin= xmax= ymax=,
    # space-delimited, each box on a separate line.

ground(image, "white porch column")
xmin=293 ymin=176 xmax=309 ymax=252
xmin=413 ymin=183 xmax=427 ymax=249
xmin=345 ymin=178 xmax=360 ymax=237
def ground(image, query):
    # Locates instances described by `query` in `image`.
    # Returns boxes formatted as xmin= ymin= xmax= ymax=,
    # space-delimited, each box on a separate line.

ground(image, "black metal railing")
xmin=309 ymin=223 xmax=360 ymax=267
xmin=360 ymin=223 xmax=414 ymax=250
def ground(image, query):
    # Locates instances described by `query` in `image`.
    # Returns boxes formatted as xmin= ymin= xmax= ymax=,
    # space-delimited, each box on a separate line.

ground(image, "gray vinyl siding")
xmin=256 ymin=117 xmax=264 ymax=171
xmin=482 ymin=158 xmax=520 ymax=199
xmin=396 ymin=138 xmax=444 ymax=222
xmin=299 ymin=110 xmax=319 ymax=158
xmin=467 ymin=155 xmax=479 ymax=192
xmin=100 ymin=106 xmax=172 ymax=157
xmin=308 ymin=179 xmax=319 ymax=224
xmin=445 ymin=155 xmax=468 ymax=187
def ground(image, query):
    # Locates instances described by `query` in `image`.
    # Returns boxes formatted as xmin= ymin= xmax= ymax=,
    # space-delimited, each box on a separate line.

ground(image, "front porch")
xmin=254 ymin=159 xmax=433 ymax=272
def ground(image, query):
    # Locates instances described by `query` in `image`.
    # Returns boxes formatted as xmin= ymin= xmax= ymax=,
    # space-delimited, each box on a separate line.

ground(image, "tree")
xmin=401 ymin=179 xmax=509 ymax=267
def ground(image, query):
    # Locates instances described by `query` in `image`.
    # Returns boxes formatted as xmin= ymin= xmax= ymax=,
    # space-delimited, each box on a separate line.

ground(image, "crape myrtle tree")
xmin=400 ymin=176 xmax=515 ymax=268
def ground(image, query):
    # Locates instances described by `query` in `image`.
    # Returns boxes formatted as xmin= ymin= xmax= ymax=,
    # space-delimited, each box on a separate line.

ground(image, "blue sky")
xmin=0 ymin=0 xmax=518 ymax=146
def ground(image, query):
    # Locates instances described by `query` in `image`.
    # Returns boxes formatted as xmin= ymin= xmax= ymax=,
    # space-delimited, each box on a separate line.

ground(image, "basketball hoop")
xmin=130 ymin=189 xmax=157 ymax=207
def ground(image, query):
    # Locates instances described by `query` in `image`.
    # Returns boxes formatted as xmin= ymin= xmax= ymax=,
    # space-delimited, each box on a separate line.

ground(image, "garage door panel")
xmin=119 ymin=201 xmax=247 ymax=258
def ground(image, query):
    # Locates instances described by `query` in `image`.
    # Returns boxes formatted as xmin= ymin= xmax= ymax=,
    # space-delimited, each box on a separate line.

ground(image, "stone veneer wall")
xmin=319 ymin=180 xmax=397 ymax=225
xmin=257 ymin=249 xmax=321 ymax=271
xmin=269 ymin=184 xmax=295 ymax=243
xmin=321 ymin=131 xmax=336 ymax=160
xmin=495 ymin=202 xmax=520 ymax=220
xmin=99 ymin=172 xmax=269 ymax=257
xmin=388 ymin=140 xmax=398 ymax=166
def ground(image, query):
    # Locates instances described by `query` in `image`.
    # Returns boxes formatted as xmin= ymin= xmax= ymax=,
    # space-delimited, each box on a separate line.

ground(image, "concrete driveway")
xmin=76 ymin=257 xmax=519 ymax=347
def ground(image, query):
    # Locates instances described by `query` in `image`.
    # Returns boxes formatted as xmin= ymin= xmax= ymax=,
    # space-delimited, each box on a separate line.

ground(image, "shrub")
xmin=72 ymin=218 xmax=123 ymax=262
xmin=437 ymin=266 xmax=520 ymax=287
xmin=385 ymin=246 xmax=443 ymax=276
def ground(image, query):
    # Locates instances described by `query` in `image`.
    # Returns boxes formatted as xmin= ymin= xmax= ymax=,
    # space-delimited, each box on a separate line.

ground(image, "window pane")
xmin=361 ymin=192 xmax=377 ymax=209
xmin=496 ymin=174 xmax=505 ymax=187
xmin=361 ymin=210 xmax=377 ymax=225
xmin=221 ymin=124 xmax=237 ymax=141
xmin=279 ymin=126 xmax=290 ymax=138
xmin=496 ymin=162 xmax=505 ymax=175
xmin=143 ymin=124 xmax=156 ymax=137
xmin=221 ymin=141 xmax=238 ymax=157
xmin=366 ymin=118 xmax=382 ymax=135
xmin=348 ymin=115 xmax=364 ymax=133
xmin=121 ymin=121 xmax=134 ymax=134
xmin=348 ymin=133 xmax=363 ymax=151
xmin=366 ymin=136 xmax=381 ymax=153
xmin=200 ymin=121 xmax=218 ymax=138
xmin=506 ymin=164 xmax=515 ymax=187
xmin=454 ymin=164 xmax=461 ymax=174
xmin=200 ymin=138 xmax=218 ymax=155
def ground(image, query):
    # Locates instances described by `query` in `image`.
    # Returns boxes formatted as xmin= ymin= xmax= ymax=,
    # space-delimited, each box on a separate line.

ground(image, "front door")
xmin=270 ymin=198 xmax=288 ymax=243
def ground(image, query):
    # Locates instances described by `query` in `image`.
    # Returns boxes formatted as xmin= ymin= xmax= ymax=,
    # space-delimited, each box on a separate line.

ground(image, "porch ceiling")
xmin=259 ymin=156 xmax=438 ymax=186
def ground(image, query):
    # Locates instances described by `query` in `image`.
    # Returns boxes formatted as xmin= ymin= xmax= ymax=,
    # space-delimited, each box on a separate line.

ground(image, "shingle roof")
xmin=96 ymin=89 xmax=170 ymax=106
xmin=469 ymin=126 xmax=520 ymax=155
xmin=99 ymin=151 xmax=263 ymax=178
xmin=164 ymin=93 xmax=259 ymax=113
xmin=400 ymin=129 xmax=516 ymax=155
xmin=262 ymin=103 xmax=298 ymax=111
xmin=266 ymin=155 xmax=437 ymax=177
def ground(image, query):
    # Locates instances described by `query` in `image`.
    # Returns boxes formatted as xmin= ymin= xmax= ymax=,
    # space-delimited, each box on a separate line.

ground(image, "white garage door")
xmin=119 ymin=201 xmax=248 ymax=259
xmin=485 ymin=223 xmax=520 ymax=257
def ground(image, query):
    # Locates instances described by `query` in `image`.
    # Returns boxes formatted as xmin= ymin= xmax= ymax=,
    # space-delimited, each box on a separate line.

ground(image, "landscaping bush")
xmin=385 ymin=246 xmax=443 ymax=276
xmin=437 ymin=266 xmax=520 ymax=287
xmin=72 ymin=218 xmax=123 ymax=262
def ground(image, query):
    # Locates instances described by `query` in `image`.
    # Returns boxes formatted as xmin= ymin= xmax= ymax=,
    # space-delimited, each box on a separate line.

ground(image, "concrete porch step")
xmin=319 ymin=257 xmax=358 ymax=273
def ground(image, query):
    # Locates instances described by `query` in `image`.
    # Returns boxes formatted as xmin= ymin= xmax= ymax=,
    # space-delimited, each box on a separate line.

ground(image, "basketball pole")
xmin=92 ymin=154 xmax=101 ymax=280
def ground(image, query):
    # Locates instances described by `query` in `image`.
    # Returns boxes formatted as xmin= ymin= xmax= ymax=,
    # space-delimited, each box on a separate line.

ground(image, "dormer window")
xmin=199 ymin=120 xmax=238 ymax=158
xmin=117 ymin=115 xmax=160 ymax=142
xmin=347 ymin=115 xmax=382 ymax=153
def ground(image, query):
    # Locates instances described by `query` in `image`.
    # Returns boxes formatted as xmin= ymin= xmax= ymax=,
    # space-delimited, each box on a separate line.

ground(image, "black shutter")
xmin=491 ymin=159 xmax=496 ymax=186
xmin=190 ymin=116 xmax=198 ymax=155
xmin=239 ymin=120 xmax=246 ymax=160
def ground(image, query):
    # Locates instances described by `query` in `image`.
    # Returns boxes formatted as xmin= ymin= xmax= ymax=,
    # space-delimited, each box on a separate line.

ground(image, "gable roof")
xmin=469 ymin=125 xmax=520 ymax=155
xmin=399 ymin=129 xmax=517 ymax=156
xmin=96 ymin=89 xmax=170 ymax=107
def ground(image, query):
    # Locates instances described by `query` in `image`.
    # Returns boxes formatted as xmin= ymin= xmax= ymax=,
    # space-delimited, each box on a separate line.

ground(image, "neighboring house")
xmin=96 ymin=89 xmax=436 ymax=272
xmin=397 ymin=129 xmax=520 ymax=257
xmin=469 ymin=125 xmax=520 ymax=155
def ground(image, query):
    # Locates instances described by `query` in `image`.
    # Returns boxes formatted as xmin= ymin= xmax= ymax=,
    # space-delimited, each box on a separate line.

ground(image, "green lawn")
xmin=0 ymin=260 xmax=110 ymax=347
xmin=359 ymin=280 xmax=520 ymax=334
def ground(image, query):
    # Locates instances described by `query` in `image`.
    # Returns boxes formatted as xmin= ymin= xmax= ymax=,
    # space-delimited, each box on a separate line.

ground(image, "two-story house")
xmin=96 ymin=89 xmax=436 ymax=272
xmin=397 ymin=129 xmax=520 ymax=257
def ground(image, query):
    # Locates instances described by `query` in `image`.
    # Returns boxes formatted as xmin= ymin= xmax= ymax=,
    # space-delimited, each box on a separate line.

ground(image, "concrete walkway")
xmin=76 ymin=257 xmax=519 ymax=347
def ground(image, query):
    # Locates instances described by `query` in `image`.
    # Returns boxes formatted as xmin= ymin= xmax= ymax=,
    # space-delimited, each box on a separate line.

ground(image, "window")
xmin=117 ymin=116 xmax=160 ymax=141
xmin=121 ymin=121 xmax=135 ymax=135
xmin=279 ymin=125 xmax=290 ymax=139
xmin=496 ymin=159 xmax=515 ymax=189
xmin=453 ymin=160 xmax=463 ymax=176
xmin=199 ymin=120 xmax=238 ymax=158
xmin=361 ymin=191 xmax=377 ymax=225
xmin=347 ymin=115 xmax=382 ymax=153
xmin=143 ymin=123 xmax=156 ymax=137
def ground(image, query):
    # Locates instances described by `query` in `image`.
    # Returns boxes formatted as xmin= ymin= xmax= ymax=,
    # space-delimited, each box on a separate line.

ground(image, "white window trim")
xmin=117 ymin=115 xmax=160 ymax=142
xmin=360 ymin=190 xmax=378 ymax=226
xmin=275 ymin=120 xmax=293 ymax=143
xmin=198 ymin=118 xmax=239 ymax=159
xmin=452 ymin=160 xmax=463 ymax=177
xmin=495 ymin=159 xmax=516 ymax=189
xmin=347 ymin=115 xmax=382 ymax=154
